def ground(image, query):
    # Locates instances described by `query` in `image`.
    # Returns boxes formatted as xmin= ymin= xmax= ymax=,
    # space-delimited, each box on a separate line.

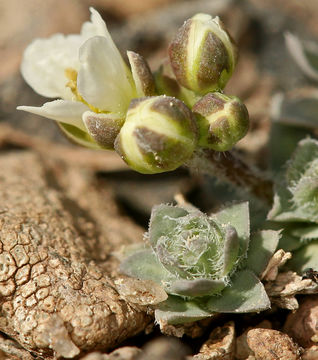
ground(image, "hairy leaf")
xmin=206 ymin=269 xmax=270 ymax=313
xmin=245 ymin=230 xmax=280 ymax=276
xmin=120 ymin=249 xmax=173 ymax=284
xmin=155 ymin=295 xmax=212 ymax=325
xmin=211 ymin=202 xmax=250 ymax=257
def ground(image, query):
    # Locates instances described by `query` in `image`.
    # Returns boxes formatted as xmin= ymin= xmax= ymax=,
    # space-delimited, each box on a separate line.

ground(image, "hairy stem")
xmin=187 ymin=148 xmax=274 ymax=205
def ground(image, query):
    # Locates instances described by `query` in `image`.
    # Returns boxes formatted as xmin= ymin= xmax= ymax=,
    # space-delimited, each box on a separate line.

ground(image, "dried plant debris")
xmin=261 ymin=249 xmax=292 ymax=282
xmin=0 ymin=151 xmax=150 ymax=357
xmin=114 ymin=278 xmax=168 ymax=306
xmin=265 ymin=271 xmax=318 ymax=310
xmin=192 ymin=321 xmax=235 ymax=360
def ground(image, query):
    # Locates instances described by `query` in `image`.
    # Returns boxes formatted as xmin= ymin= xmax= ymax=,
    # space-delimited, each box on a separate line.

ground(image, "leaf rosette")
xmin=268 ymin=138 xmax=318 ymax=272
xmin=121 ymin=202 xmax=279 ymax=324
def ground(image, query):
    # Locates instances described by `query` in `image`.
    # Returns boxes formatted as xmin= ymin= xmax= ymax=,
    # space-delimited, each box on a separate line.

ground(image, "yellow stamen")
xmin=65 ymin=68 xmax=103 ymax=113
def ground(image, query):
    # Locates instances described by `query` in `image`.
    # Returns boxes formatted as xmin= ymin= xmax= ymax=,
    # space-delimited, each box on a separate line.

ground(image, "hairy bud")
xmin=169 ymin=13 xmax=237 ymax=95
xmin=193 ymin=92 xmax=249 ymax=151
xmin=83 ymin=111 xmax=125 ymax=149
xmin=115 ymin=96 xmax=198 ymax=174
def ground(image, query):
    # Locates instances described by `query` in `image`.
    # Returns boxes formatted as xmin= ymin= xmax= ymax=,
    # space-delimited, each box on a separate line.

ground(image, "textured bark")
xmin=0 ymin=150 xmax=150 ymax=358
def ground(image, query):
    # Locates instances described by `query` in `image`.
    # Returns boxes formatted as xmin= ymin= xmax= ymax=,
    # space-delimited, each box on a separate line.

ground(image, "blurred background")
xmin=1 ymin=0 xmax=318 ymax=223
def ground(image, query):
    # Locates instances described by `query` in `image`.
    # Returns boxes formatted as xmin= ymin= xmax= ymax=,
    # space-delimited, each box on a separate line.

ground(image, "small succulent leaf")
xmin=268 ymin=138 xmax=318 ymax=223
xmin=58 ymin=123 xmax=101 ymax=149
xmin=244 ymin=230 xmax=280 ymax=276
xmin=167 ymin=278 xmax=226 ymax=297
xmin=285 ymin=32 xmax=318 ymax=82
xmin=268 ymin=122 xmax=309 ymax=173
xmin=291 ymin=224 xmax=318 ymax=241
xmin=155 ymin=295 xmax=213 ymax=325
xmin=211 ymin=202 xmax=250 ymax=258
xmin=222 ymin=225 xmax=239 ymax=276
xmin=119 ymin=249 xmax=173 ymax=284
xmin=273 ymin=94 xmax=318 ymax=129
xmin=206 ymin=269 xmax=270 ymax=313
xmin=277 ymin=228 xmax=302 ymax=252
xmin=285 ymin=138 xmax=318 ymax=184
xmin=287 ymin=239 xmax=318 ymax=273
xmin=148 ymin=204 xmax=189 ymax=247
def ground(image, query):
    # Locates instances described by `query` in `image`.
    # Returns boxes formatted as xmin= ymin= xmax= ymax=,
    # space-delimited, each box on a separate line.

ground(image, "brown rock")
xmin=247 ymin=328 xmax=301 ymax=360
xmin=0 ymin=151 xmax=150 ymax=357
xmin=235 ymin=321 xmax=272 ymax=360
xmin=302 ymin=345 xmax=318 ymax=360
xmin=80 ymin=347 xmax=141 ymax=360
xmin=284 ymin=295 xmax=318 ymax=348
xmin=137 ymin=337 xmax=189 ymax=360
xmin=193 ymin=321 xmax=235 ymax=360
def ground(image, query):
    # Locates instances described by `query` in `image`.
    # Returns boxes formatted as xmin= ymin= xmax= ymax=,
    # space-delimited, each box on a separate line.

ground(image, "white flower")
xmin=17 ymin=8 xmax=154 ymax=149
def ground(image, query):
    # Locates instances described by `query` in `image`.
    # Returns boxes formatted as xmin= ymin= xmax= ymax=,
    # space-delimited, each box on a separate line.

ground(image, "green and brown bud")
xmin=127 ymin=51 xmax=156 ymax=97
xmin=169 ymin=13 xmax=237 ymax=95
xmin=192 ymin=92 xmax=249 ymax=151
xmin=83 ymin=111 xmax=125 ymax=150
xmin=115 ymin=96 xmax=198 ymax=174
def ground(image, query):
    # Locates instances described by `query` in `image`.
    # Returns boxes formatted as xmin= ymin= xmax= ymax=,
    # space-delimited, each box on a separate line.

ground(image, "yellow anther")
xmin=64 ymin=68 xmax=102 ymax=113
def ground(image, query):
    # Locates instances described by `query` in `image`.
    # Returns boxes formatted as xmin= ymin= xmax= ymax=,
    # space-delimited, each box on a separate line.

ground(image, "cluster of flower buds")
xmin=18 ymin=9 xmax=249 ymax=174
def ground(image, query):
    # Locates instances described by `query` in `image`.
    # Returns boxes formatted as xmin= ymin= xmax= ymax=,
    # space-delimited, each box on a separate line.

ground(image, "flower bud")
xmin=169 ymin=13 xmax=237 ymax=95
xmin=115 ymin=96 xmax=198 ymax=174
xmin=192 ymin=92 xmax=249 ymax=151
xmin=83 ymin=111 xmax=125 ymax=149
xmin=127 ymin=51 xmax=156 ymax=97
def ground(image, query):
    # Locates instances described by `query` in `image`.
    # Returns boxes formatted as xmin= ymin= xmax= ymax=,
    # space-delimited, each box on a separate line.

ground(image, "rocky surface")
xmin=0 ymin=149 xmax=151 ymax=358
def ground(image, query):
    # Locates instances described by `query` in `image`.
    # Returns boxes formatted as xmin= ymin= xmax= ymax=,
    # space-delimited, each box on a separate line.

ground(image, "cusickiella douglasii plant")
xmin=20 ymin=8 xmax=314 ymax=325
xmin=121 ymin=203 xmax=280 ymax=324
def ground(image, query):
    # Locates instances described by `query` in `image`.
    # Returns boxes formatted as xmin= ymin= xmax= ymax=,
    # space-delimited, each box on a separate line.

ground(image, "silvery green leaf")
xmin=285 ymin=32 xmax=318 ymax=82
xmin=285 ymin=138 xmax=318 ymax=184
xmin=245 ymin=230 xmax=280 ymax=276
xmin=287 ymin=239 xmax=318 ymax=273
xmin=268 ymin=122 xmax=309 ymax=173
xmin=168 ymin=278 xmax=226 ymax=297
xmin=155 ymin=295 xmax=212 ymax=325
xmin=120 ymin=249 xmax=173 ymax=284
xmin=211 ymin=202 xmax=250 ymax=257
xmin=278 ymin=230 xmax=303 ymax=252
xmin=273 ymin=94 xmax=318 ymax=130
xmin=206 ymin=269 xmax=270 ymax=313
xmin=291 ymin=224 xmax=318 ymax=241
xmin=268 ymin=138 xmax=318 ymax=223
xmin=148 ymin=204 xmax=189 ymax=247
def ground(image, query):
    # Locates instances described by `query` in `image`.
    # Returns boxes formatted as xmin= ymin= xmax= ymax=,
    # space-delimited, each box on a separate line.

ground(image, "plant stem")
xmin=187 ymin=148 xmax=274 ymax=205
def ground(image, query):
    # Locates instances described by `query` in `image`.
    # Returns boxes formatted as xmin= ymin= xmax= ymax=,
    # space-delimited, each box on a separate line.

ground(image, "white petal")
xmin=77 ymin=36 xmax=135 ymax=113
xmin=80 ymin=7 xmax=109 ymax=39
xmin=21 ymin=34 xmax=83 ymax=99
xmin=17 ymin=100 xmax=88 ymax=131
